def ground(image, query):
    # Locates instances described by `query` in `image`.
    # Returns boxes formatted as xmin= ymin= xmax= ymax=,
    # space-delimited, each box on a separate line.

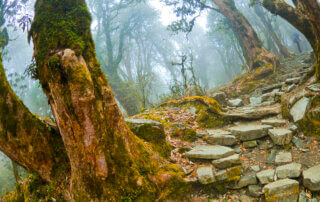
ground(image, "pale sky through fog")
xmin=149 ymin=0 xmax=208 ymax=30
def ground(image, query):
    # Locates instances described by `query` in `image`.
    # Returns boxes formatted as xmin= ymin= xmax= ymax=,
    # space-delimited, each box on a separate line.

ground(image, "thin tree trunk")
xmin=254 ymin=5 xmax=292 ymax=58
xmin=29 ymin=0 xmax=186 ymax=200
xmin=11 ymin=161 xmax=21 ymax=183
xmin=212 ymin=0 xmax=279 ymax=71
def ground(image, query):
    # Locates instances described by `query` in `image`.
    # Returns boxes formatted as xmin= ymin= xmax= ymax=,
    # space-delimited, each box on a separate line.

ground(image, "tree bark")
xmin=254 ymin=5 xmax=292 ymax=58
xmin=212 ymin=0 xmax=279 ymax=71
xmin=11 ymin=161 xmax=21 ymax=183
xmin=29 ymin=0 xmax=186 ymax=200
xmin=262 ymin=0 xmax=320 ymax=78
xmin=0 ymin=56 xmax=68 ymax=182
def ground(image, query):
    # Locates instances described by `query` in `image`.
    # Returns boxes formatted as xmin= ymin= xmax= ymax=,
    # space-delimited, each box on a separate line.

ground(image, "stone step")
xmin=275 ymin=152 xmax=292 ymax=165
xmin=256 ymin=169 xmax=275 ymax=184
xmin=276 ymin=163 xmax=302 ymax=179
xmin=185 ymin=145 xmax=235 ymax=160
xmin=261 ymin=118 xmax=286 ymax=127
xmin=212 ymin=154 xmax=241 ymax=169
xmin=263 ymin=179 xmax=299 ymax=201
xmin=228 ymin=124 xmax=273 ymax=141
xmin=268 ymin=128 xmax=293 ymax=145
xmin=206 ymin=130 xmax=236 ymax=146
xmin=303 ymin=164 xmax=320 ymax=191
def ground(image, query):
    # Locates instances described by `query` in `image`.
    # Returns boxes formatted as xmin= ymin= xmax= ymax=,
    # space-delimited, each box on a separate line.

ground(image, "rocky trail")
xmin=127 ymin=53 xmax=320 ymax=201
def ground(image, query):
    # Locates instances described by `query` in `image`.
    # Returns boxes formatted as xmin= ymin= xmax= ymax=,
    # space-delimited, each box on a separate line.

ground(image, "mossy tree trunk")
xmin=0 ymin=56 xmax=68 ymax=182
xmin=27 ymin=0 xmax=186 ymax=200
xmin=262 ymin=0 xmax=320 ymax=78
xmin=212 ymin=0 xmax=279 ymax=71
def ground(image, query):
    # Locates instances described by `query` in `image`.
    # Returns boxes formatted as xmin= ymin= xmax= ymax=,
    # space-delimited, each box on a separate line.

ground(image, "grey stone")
xmin=243 ymin=141 xmax=257 ymax=148
xmin=228 ymin=124 xmax=273 ymax=141
xmin=311 ymin=199 xmax=318 ymax=202
xmin=275 ymin=152 xmax=292 ymax=165
xmin=238 ymin=173 xmax=257 ymax=188
xmin=257 ymin=169 xmax=275 ymax=184
xmin=303 ymin=164 xmax=320 ymax=191
xmin=290 ymin=97 xmax=310 ymax=122
xmin=251 ymin=165 xmax=260 ymax=172
xmin=268 ymin=129 xmax=293 ymax=145
xmin=261 ymin=118 xmax=287 ymax=127
xmin=212 ymin=154 xmax=241 ymax=169
xmin=248 ymin=185 xmax=262 ymax=197
xmin=308 ymin=83 xmax=320 ymax=92
xmin=211 ymin=92 xmax=227 ymax=105
xmin=285 ymin=77 xmax=300 ymax=84
xmin=299 ymin=191 xmax=307 ymax=202
xmin=197 ymin=167 xmax=215 ymax=184
xmin=292 ymin=137 xmax=303 ymax=148
xmin=276 ymin=163 xmax=302 ymax=179
xmin=287 ymin=84 xmax=296 ymax=92
xmin=267 ymin=150 xmax=277 ymax=163
xmin=263 ymin=179 xmax=299 ymax=201
xmin=215 ymin=166 xmax=242 ymax=182
xmin=185 ymin=145 xmax=235 ymax=160
xmin=234 ymin=147 xmax=242 ymax=154
xmin=228 ymin=98 xmax=243 ymax=107
xmin=206 ymin=130 xmax=236 ymax=146
xmin=250 ymin=97 xmax=262 ymax=105
xmin=239 ymin=195 xmax=254 ymax=202
xmin=290 ymin=124 xmax=298 ymax=133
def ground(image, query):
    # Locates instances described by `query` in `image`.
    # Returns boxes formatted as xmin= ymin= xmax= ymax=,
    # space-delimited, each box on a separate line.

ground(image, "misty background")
xmin=0 ymin=0 xmax=312 ymax=194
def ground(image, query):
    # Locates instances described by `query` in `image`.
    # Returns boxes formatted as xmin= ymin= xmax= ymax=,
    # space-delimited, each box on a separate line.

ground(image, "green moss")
xmin=172 ymin=127 xmax=197 ymax=142
xmin=28 ymin=0 xmax=95 ymax=83
xmin=196 ymin=111 xmax=229 ymax=128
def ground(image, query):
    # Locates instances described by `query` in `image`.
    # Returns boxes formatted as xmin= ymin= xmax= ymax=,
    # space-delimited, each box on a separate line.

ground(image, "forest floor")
xmin=131 ymin=52 xmax=320 ymax=201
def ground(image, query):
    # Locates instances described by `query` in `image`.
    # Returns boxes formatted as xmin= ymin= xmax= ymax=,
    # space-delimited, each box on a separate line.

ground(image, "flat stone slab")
xmin=215 ymin=166 xmax=242 ymax=182
xmin=238 ymin=172 xmax=257 ymax=188
xmin=197 ymin=167 xmax=215 ymax=184
xmin=257 ymin=169 xmax=275 ymax=184
xmin=261 ymin=118 xmax=286 ymax=127
xmin=290 ymin=97 xmax=309 ymax=122
xmin=285 ymin=77 xmax=300 ymax=84
xmin=263 ymin=179 xmax=299 ymax=201
xmin=276 ymin=163 xmax=302 ymax=179
xmin=228 ymin=124 xmax=273 ymax=141
xmin=268 ymin=129 xmax=293 ymax=145
xmin=228 ymin=98 xmax=243 ymax=107
xmin=212 ymin=154 xmax=241 ymax=169
xmin=303 ymin=164 xmax=320 ymax=191
xmin=243 ymin=140 xmax=257 ymax=148
xmin=185 ymin=145 xmax=235 ymax=160
xmin=275 ymin=152 xmax=292 ymax=165
xmin=206 ymin=130 xmax=236 ymax=146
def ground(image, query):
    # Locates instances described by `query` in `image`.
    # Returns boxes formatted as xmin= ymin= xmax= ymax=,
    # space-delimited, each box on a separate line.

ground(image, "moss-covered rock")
xmin=171 ymin=124 xmax=197 ymax=142
xmin=126 ymin=119 xmax=172 ymax=158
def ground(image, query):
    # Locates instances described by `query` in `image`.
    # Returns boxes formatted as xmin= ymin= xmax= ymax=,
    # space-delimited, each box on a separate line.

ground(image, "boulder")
xmin=211 ymin=92 xmax=227 ymax=105
xmin=237 ymin=172 xmax=257 ymax=188
xmin=212 ymin=154 xmax=241 ymax=169
xmin=261 ymin=118 xmax=286 ymax=127
xmin=185 ymin=145 xmax=235 ymax=160
xmin=125 ymin=118 xmax=171 ymax=157
xmin=250 ymin=97 xmax=262 ymax=105
xmin=256 ymin=169 xmax=275 ymax=184
xmin=243 ymin=141 xmax=257 ymax=148
xmin=275 ymin=152 xmax=292 ymax=165
xmin=268 ymin=129 xmax=293 ymax=145
xmin=228 ymin=98 xmax=243 ymax=107
xmin=303 ymin=164 xmax=320 ymax=191
xmin=215 ymin=166 xmax=242 ymax=182
xmin=206 ymin=130 xmax=236 ymax=146
xmin=263 ymin=179 xmax=299 ymax=202
xmin=197 ymin=167 xmax=215 ymax=184
xmin=290 ymin=97 xmax=309 ymax=122
xmin=248 ymin=185 xmax=262 ymax=197
xmin=276 ymin=163 xmax=302 ymax=179
xmin=228 ymin=124 xmax=273 ymax=141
